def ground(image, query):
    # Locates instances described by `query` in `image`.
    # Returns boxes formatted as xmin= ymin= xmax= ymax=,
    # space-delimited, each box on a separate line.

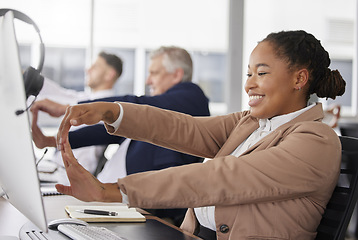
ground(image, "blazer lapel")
xmin=216 ymin=115 xmax=259 ymax=157
xmin=214 ymin=103 xmax=325 ymax=158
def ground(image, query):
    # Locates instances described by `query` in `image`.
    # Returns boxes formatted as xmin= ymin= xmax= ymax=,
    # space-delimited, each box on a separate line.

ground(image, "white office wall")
xmin=1 ymin=0 xmax=91 ymax=46
xmin=93 ymin=0 xmax=228 ymax=51
xmin=2 ymin=0 xmax=228 ymax=51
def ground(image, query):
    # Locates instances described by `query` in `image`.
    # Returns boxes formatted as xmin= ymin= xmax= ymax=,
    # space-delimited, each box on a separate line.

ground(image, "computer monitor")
xmin=0 ymin=11 xmax=47 ymax=232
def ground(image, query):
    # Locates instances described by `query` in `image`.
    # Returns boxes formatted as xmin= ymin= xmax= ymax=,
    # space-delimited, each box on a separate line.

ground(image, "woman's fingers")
xmin=55 ymin=184 xmax=72 ymax=196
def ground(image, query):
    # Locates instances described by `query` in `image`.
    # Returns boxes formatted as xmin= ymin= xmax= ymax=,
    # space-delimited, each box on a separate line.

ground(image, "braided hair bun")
xmin=262 ymin=30 xmax=346 ymax=100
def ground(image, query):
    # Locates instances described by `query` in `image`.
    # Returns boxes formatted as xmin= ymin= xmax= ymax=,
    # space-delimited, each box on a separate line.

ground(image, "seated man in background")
xmin=31 ymin=46 xmax=210 ymax=226
xmin=38 ymin=51 xmax=123 ymax=104
xmin=35 ymin=51 xmax=123 ymax=174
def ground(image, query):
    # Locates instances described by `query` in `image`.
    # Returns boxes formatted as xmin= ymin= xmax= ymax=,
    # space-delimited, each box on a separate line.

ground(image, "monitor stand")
xmin=19 ymin=222 xmax=68 ymax=240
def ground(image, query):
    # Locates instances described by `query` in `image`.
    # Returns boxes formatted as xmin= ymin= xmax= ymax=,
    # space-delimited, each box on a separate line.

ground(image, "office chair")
xmin=340 ymin=122 xmax=358 ymax=238
xmin=315 ymin=136 xmax=358 ymax=240
xmin=340 ymin=122 xmax=358 ymax=138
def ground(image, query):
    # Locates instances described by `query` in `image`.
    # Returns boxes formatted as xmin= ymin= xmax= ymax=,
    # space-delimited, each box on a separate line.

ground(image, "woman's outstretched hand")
xmin=55 ymin=138 xmax=122 ymax=202
xmin=57 ymin=102 xmax=120 ymax=151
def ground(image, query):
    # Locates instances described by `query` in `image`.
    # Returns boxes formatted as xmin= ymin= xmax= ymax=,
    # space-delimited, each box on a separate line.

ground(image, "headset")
xmin=0 ymin=8 xmax=44 ymax=101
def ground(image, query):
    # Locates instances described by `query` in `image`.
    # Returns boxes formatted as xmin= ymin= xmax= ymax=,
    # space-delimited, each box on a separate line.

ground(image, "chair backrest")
xmin=315 ymin=136 xmax=358 ymax=240
xmin=340 ymin=122 xmax=358 ymax=138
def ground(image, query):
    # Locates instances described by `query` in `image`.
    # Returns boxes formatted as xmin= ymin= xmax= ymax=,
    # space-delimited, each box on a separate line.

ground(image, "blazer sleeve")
xmin=109 ymin=102 xmax=244 ymax=158
xmin=116 ymin=121 xmax=341 ymax=209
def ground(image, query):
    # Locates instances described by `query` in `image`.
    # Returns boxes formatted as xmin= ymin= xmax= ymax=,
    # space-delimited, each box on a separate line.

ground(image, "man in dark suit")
xmin=31 ymin=46 xmax=210 ymax=226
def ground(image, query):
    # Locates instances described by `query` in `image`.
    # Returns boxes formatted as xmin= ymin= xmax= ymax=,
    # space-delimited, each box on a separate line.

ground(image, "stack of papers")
xmin=65 ymin=205 xmax=146 ymax=222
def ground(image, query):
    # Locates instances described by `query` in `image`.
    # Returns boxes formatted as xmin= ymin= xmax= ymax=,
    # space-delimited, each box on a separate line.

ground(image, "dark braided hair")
xmin=262 ymin=30 xmax=346 ymax=100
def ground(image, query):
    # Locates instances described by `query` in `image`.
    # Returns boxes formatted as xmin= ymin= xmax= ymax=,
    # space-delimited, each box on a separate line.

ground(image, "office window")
xmin=326 ymin=59 xmax=353 ymax=108
xmin=192 ymin=52 xmax=227 ymax=103
xmin=42 ymin=47 xmax=86 ymax=91
xmin=19 ymin=45 xmax=136 ymax=95
xmin=243 ymin=0 xmax=356 ymax=116
xmin=18 ymin=45 xmax=87 ymax=92
xmin=20 ymin=45 xmax=87 ymax=92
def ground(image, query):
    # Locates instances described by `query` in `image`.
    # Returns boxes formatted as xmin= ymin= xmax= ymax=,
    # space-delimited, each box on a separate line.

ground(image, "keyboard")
xmin=58 ymin=224 xmax=127 ymax=240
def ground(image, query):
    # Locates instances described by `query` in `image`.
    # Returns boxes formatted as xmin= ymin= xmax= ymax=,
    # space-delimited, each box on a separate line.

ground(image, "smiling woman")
xmin=245 ymin=41 xmax=307 ymax=119
xmin=54 ymin=30 xmax=346 ymax=240
xmin=245 ymin=31 xmax=345 ymax=119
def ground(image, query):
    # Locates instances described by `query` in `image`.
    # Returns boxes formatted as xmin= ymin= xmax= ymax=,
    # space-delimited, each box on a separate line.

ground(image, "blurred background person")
xmin=31 ymin=46 xmax=210 ymax=226
xmin=35 ymin=51 xmax=123 ymax=174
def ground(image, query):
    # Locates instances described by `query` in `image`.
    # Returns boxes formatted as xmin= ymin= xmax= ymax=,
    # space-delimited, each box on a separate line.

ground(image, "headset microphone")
xmin=0 ymin=8 xmax=45 ymax=115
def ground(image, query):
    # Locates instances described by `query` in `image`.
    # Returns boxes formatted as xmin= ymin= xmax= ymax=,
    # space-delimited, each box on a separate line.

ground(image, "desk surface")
xmin=0 ymin=195 xmax=200 ymax=239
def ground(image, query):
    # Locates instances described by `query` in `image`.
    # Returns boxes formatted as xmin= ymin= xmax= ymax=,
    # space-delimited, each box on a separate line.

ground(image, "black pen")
xmin=76 ymin=209 xmax=118 ymax=216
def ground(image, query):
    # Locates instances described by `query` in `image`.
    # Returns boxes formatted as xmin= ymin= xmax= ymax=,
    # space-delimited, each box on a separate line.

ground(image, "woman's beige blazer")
xmin=110 ymin=102 xmax=341 ymax=240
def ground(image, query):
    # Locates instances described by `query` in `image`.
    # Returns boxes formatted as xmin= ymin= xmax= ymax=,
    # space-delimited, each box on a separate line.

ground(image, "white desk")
xmin=0 ymin=195 xmax=200 ymax=239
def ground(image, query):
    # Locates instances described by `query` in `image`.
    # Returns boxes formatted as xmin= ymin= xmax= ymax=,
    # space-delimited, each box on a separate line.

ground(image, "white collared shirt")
xmin=97 ymin=138 xmax=131 ymax=182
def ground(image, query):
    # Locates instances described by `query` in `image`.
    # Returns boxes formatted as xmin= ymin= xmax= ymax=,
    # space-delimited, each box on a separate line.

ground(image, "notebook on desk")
xmin=65 ymin=205 xmax=146 ymax=222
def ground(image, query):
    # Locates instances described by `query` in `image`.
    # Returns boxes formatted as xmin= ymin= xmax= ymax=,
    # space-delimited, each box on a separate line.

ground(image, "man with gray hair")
xmin=31 ymin=45 xmax=210 ymax=226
